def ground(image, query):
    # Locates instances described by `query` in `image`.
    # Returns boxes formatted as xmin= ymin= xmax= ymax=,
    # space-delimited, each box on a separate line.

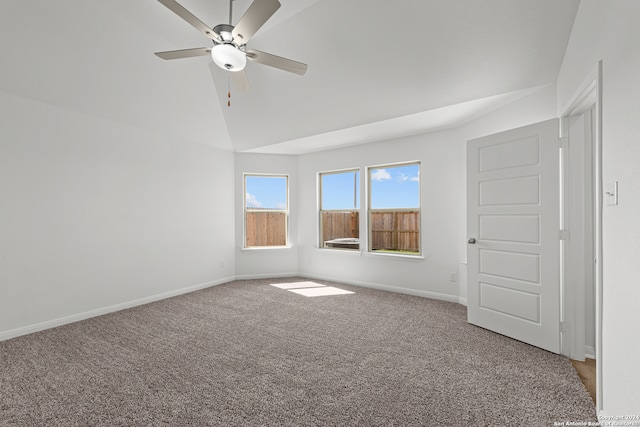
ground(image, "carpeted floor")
xmin=0 ymin=278 xmax=597 ymax=426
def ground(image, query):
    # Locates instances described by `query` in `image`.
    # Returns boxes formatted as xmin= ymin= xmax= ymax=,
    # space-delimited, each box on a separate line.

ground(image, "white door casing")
xmin=563 ymin=109 xmax=596 ymax=360
xmin=467 ymin=119 xmax=561 ymax=354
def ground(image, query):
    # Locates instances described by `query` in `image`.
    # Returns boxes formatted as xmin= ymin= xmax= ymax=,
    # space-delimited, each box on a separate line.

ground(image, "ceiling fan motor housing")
xmin=211 ymin=24 xmax=247 ymax=70
xmin=213 ymin=24 xmax=235 ymax=43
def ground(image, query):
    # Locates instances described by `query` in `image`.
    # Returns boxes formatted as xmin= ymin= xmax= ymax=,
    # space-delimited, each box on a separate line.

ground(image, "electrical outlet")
xmin=449 ymin=272 xmax=457 ymax=282
xmin=220 ymin=260 xmax=225 ymax=269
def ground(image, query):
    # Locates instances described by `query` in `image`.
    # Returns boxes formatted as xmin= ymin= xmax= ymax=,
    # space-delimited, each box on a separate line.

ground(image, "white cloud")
xmin=246 ymin=192 xmax=262 ymax=208
xmin=371 ymin=169 xmax=391 ymax=181
xmin=276 ymin=202 xmax=287 ymax=210
xmin=398 ymin=172 xmax=419 ymax=183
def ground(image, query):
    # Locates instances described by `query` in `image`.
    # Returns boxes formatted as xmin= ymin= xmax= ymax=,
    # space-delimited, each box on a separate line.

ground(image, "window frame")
xmin=366 ymin=161 xmax=422 ymax=257
xmin=243 ymin=173 xmax=290 ymax=249
xmin=318 ymin=168 xmax=361 ymax=251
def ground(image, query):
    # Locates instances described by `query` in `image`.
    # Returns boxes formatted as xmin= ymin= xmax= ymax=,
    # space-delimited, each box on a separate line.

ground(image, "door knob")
xmin=467 ymin=238 xmax=476 ymax=244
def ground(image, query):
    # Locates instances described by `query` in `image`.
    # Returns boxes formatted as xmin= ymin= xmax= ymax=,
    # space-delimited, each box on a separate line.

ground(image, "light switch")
xmin=605 ymin=181 xmax=618 ymax=206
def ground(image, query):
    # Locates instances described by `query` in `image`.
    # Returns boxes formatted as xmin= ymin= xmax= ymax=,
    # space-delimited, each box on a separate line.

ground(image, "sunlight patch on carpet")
xmin=270 ymin=281 xmax=325 ymax=290
xmin=270 ymin=281 xmax=354 ymax=297
xmin=288 ymin=287 xmax=354 ymax=297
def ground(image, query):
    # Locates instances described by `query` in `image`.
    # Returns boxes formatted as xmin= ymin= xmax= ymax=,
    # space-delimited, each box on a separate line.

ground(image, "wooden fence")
xmin=369 ymin=210 xmax=420 ymax=253
xmin=321 ymin=211 xmax=359 ymax=244
xmin=321 ymin=210 xmax=419 ymax=252
xmin=246 ymin=209 xmax=419 ymax=251
xmin=245 ymin=211 xmax=287 ymax=247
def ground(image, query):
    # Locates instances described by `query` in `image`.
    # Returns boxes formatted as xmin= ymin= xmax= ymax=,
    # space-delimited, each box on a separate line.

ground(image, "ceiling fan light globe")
xmin=211 ymin=44 xmax=246 ymax=71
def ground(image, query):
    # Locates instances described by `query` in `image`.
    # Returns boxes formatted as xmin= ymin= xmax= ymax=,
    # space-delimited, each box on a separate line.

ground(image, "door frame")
xmin=559 ymin=60 xmax=603 ymax=413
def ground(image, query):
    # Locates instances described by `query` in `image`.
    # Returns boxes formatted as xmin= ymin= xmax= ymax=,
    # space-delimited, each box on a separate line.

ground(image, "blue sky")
xmin=245 ymin=175 xmax=287 ymax=209
xmin=246 ymin=164 xmax=419 ymax=210
xmin=321 ymin=171 xmax=360 ymax=210
xmin=369 ymin=164 xmax=420 ymax=209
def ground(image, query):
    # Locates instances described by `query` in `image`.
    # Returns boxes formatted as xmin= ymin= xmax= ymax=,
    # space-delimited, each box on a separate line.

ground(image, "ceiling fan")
xmin=155 ymin=0 xmax=307 ymax=92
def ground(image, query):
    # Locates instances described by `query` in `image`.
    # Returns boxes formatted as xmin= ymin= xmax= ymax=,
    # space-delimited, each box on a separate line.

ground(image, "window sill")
xmin=319 ymin=247 xmax=363 ymax=254
xmin=364 ymin=251 xmax=424 ymax=261
xmin=241 ymin=246 xmax=292 ymax=252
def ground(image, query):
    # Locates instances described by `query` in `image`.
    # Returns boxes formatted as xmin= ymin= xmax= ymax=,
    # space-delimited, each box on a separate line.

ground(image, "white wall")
xmin=234 ymin=153 xmax=299 ymax=278
xmin=557 ymin=0 xmax=640 ymax=415
xmin=0 ymin=92 xmax=236 ymax=339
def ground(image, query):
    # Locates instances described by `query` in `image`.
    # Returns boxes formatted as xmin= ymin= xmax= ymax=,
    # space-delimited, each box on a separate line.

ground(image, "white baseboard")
xmin=584 ymin=345 xmax=596 ymax=359
xmin=458 ymin=297 xmax=468 ymax=306
xmin=301 ymin=272 xmax=460 ymax=304
xmin=0 ymin=276 xmax=235 ymax=342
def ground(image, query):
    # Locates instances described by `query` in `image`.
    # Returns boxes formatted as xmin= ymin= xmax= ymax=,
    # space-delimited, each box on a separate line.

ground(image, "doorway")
xmin=465 ymin=63 xmax=603 ymax=411
xmin=560 ymin=61 xmax=603 ymax=412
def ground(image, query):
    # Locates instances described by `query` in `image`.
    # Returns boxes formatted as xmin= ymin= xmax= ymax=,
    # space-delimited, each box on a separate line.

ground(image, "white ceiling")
xmin=0 ymin=0 xmax=580 ymax=154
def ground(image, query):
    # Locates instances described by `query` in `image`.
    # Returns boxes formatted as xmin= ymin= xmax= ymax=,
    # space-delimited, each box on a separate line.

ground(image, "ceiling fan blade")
xmin=246 ymin=49 xmax=308 ymax=76
xmin=231 ymin=70 xmax=250 ymax=92
xmin=231 ymin=0 xmax=281 ymax=45
xmin=155 ymin=47 xmax=211 ymax=60
xmin=157 ymin=0 xmax=220 ymax=42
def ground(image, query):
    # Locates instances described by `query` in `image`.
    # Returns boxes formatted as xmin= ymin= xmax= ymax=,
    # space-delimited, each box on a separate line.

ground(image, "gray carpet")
xmin=0 ymin=278 xmax=597 ymax=426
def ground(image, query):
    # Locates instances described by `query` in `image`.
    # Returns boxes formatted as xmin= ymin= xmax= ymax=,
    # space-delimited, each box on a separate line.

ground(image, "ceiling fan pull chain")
xmin=227 ymin=76 xmax=231 ymax=107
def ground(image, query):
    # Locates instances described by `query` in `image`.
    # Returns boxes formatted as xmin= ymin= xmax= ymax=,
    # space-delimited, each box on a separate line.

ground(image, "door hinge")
xmin=559 ymin=137 xmax=569 ymax=149
xmin=559 ymin=229 xmax=570 ymax=240
xmin=561 ymin=321 xmax=570 ymax=333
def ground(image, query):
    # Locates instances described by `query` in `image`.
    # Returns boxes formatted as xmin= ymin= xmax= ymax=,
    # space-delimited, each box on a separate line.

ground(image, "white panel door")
xmin=467 ymin=119 xmax=560 ymax=353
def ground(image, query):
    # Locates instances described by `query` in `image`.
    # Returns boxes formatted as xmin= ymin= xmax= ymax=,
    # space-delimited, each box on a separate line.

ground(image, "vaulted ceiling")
xmin=0 ymin=0 xmax=580 ymax=154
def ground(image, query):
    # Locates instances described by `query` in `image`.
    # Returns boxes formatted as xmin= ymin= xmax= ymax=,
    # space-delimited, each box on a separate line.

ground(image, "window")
xmin=244 ymin=174 xmax=288 ymax=248
xmin=319 ymin=169 xmax=360 ymax=250
xmin=367 ymin=162 xmax=420 ymax=255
